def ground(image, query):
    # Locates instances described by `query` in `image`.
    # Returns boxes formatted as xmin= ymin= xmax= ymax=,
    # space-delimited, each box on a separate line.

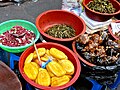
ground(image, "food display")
xmin=23 ymin=47 xmax=75 ymax=87
xmin=45 ymin=24 xmax=76 ymax=39
xmin=0 ymin=25 xmax=36 ymax=47
xmin=114 ymin=31 xmax=120 ymax=39
xmin=76 ymin=31 xmax=120 ymax=66
xmin=87 ymin=0 xmax=116 ymax=14
xmin=109 ymin=22 xmax=120 ymax=40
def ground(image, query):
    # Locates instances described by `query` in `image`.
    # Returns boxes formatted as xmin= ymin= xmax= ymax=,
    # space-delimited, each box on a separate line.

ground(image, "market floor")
xmin=0 ymin=0 xmax=62 ymax=24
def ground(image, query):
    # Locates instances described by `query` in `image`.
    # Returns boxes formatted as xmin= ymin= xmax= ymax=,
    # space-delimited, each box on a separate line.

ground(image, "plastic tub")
xmin=0 ymin=20 xmax=40 ymax=53
xmin=83 ymin=0 xmax=120 ymax=22
xmin=36 ymin=10 xmax=86 ymax=45
xmin=19 ymin=42 xmax=81 ymax=90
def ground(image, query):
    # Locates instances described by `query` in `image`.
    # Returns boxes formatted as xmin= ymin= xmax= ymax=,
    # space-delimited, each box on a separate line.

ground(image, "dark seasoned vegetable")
xmin=45 ymin=24 xmax=76 ymax=39
xmin=115 ymin=31 xmax=120 ymax=39
xmin=87 ymin=0 xmax=116 ymax=14
xmin=76 ymin=31 xmax=120 ymax=66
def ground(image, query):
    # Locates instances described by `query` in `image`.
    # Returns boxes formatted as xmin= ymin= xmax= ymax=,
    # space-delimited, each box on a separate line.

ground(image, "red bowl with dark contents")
xmin=72 ymin=41 xmax=95 ymax=67
xmin=83 ymin=0 xmax=120 ymax=22
xmin=36 ymin=10 xmax=86 ymax=45
xmin=72 ymin=31 xmax=120 ymax=67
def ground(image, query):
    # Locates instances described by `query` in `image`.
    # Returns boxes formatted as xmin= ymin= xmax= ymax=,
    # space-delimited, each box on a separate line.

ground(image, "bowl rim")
xmin=108 ymin=20 xmax=120 ymax=40
xmin=72 ymin=41 xmax=96 ymax=67
xmin=19 ymin=42 xmax=81 ymax=89
xmin=0 ymin=19 xmax=40 ymax=50
xmin=83 ymin=0 xmax=120 ymax=16
xmin=36 ymin=9 xmax=86 ymax=42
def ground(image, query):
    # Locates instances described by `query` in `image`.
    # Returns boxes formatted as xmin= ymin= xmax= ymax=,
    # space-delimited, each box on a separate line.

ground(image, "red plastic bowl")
xmin=36 ymin=10 xmax=86 ymax=44
xmin=19 ymin=42 xmax=81 ymax=90
xmin=72 ymin=41 xmax=96 ymax=67
xmin=83 ymin=0 xmax=120 ymax=22
xmin=108 ymin=20 xmax=120 ymax=40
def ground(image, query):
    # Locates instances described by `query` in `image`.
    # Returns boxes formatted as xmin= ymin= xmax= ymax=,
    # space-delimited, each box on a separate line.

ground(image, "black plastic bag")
xmin=81 ymin=61 xmax=120 ymax=85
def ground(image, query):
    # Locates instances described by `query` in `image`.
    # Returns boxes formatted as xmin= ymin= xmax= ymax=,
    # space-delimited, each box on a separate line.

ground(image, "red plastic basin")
xmin=19 ymin=42 xmax=81 ymax=90
xmin=72 ymin=41 xmax=96 ymax=67
xmin=83 ymin=0 xmax=120 ymax=22
xmin=36 ymin=10 xmax=86 ymax=45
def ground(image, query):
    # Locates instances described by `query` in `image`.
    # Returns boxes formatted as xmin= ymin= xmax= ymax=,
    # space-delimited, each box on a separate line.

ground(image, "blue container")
xmin=0 ymin=48 xmax=9 ymax=65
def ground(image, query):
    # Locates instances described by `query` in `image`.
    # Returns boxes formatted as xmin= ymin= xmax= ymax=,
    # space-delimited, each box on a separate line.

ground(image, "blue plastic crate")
xmin=0 ymin=48 xmax=9 ymax=64
xmin=109 ymin=72 xmax=120 ymax=90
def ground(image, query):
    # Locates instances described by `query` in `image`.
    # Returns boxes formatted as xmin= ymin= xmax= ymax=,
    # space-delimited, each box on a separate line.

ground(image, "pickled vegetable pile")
xmin=87 ymin=0 xmax=116 ymax=14
xmin=24 ymin=48 xmax=75 ymax=87
xmin=115 ymin=31 xmax=120 ymax=39
xmin=76 ymin=31 xmax=120 ymax=65
xmin=45 ymin=24 xmax=76 ymax=39
xmin=0 ymin=26 xmax=36 ymax=47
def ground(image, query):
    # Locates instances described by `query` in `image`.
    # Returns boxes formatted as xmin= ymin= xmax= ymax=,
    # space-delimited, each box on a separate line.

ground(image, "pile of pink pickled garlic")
xmin=0 ymin=25 xmax=36 ymax=47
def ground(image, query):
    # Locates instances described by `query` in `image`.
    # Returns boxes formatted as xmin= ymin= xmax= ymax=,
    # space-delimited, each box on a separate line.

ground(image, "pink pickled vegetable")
xmin=0 ymin=25 xmax=36 ymax=47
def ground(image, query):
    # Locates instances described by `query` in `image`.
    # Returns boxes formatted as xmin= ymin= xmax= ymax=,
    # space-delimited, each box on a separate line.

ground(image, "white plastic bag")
xmin=62 ymin=0 xmax=84 ymax=16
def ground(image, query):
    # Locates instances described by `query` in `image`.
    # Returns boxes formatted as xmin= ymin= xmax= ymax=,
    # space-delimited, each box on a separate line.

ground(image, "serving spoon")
xmin=33 ymin=35 xmax=52 ymax=68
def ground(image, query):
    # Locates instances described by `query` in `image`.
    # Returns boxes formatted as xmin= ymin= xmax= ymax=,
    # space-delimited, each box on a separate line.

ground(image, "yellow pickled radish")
xmin=24 ymin=62 xmax=39 ymax=80
xmin=46 ymin=64 xmax=55 ymax=77
xmin=65 ymin=75 xmax=72 ymax=79
xmin=24 ymin=53 xmax=33 ymax=64
xmin=58 ymin=60 xmax=74 ymax=75
xmin=48 ymin=71 xmax=55 ymax=77
xmin=40 ymin=54 xmax=49 ymax=61
xmin=33 ymin=48 xmax=46 ymax=59
xmin=32 ymin=58 xmax=40 ymax=65
xmin=46 ymin=61 xmax=66 ymax=77
xmin=46 ymin=49 xmax=51 ymax=56
xmin=37 ymin=68 xmax=50 ymax=86
xmin=51 ymin=75 xmax=70 ymax=86
xmin=35 ymin=78 xmax=38 ymax=84
xmin=49 ymin=48 xmax=68 ymax=59
xmin=31 ymin=62 xmax=40 ymax=69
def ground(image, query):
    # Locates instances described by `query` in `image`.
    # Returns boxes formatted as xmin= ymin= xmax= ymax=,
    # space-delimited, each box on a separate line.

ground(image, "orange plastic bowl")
xmin=36 ymin=10 xmax=86 ymax=44
xmin=83 ymin=0 xmax=120 ymax=22
xmin=108 ymin=20 xmax=120 ymax=40
xmin=19 ymin=42 xmax=81 ymax=90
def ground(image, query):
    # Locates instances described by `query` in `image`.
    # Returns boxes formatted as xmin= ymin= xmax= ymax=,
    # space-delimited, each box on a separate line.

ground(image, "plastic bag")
xmin=62 ymin=0 xmax=84 ymax=16
xmin=81 ymin=61 xmax=120 ymax=85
